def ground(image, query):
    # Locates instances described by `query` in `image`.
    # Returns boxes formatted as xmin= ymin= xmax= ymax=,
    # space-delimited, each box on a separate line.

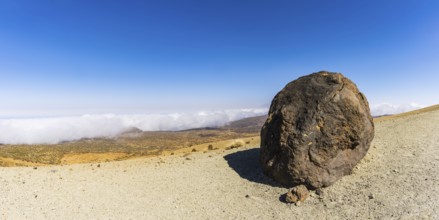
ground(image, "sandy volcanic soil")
xmin=1 ymin=109 xmax=438 ymax=219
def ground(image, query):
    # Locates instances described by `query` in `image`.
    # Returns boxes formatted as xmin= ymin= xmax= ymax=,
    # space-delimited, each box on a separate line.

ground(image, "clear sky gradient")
xmin=1 ymin=0 xmax=438 ymax=117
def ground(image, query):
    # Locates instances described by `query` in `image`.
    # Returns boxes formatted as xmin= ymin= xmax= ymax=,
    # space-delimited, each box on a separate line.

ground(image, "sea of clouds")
xmin=0 ymin=109 xmax=268 ymax=145
xmin=0 ymin=103 xmax=426 ymax=145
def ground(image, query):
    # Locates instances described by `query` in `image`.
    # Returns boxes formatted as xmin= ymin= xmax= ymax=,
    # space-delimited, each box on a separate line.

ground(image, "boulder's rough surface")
xmin=260 ymin=71 xmax=374 ymax=189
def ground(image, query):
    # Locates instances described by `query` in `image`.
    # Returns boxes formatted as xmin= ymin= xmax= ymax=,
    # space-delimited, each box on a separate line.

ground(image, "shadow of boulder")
xmin=223 ymin=148 xmax=282 ymax=187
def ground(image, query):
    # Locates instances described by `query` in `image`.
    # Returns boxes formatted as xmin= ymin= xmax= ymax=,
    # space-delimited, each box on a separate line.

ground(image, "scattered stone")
xmin=185 ymin=157 xmax=192 ymax=160
xmin=33 ymin=167 xmax=38 ymax=170
xmin=315 ymin=188 xmax=324 ymax=197
xmin=229 ymin=142 xmax=243 ymax=149
xmin=245 ymin=195 xmax=250 ymax=198
xmin=97 ymin=164 xmax=101 ymax=168
xmin=285 ymin=185 xmax=310 ymax=204
xmin=260 ymin=71 xmax=374 ymax=188
xmin=192 ymin=149 xmax=197 ymax=152
xmin=208 ymin=145 xmax=214 ymax=150
xmin=368 ymin=193 xmax=375 ymax=199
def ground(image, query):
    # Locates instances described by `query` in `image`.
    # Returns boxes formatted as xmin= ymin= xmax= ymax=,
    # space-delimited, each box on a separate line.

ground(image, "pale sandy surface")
xmin=1 ymin=110 xmax=439 ymax=219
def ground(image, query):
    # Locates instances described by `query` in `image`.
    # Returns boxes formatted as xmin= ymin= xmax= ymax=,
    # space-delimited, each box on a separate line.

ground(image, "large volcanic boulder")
xmin=260 ymin=71 xmax=374 ymax=189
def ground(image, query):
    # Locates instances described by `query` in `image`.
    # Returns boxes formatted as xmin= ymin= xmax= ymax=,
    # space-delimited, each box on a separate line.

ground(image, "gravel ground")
xmin=1 ymin=109 xmax=438 ymax=219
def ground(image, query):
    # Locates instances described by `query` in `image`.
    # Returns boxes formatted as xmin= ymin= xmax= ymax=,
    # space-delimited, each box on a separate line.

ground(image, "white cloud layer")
xmin=0 ymin=108 xmax=268 ymax=145
xmin=370 ymin=103 xmax=425 ymax=116
xmin=0 ymin=103 xmax=427 ymax=145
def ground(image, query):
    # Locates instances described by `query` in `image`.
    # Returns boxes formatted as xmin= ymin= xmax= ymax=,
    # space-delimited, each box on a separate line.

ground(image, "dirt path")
xmin=1 ymin=109 xmax=438 ymax=219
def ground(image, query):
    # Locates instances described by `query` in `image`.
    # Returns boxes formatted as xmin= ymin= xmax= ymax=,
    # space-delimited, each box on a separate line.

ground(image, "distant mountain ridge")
xmin=171 ymin=115 xmax=267 ymax=134
xmin=222 ymin=115 xmax=267 ymax=133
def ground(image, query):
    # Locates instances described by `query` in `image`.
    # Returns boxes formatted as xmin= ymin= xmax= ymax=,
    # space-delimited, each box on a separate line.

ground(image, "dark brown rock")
xmin=260 ymin=71 xmax=374 ymax=189
xmin=315 ymin=188 xmax=324 ymax=197
xmin=285 ymin=185 xmax=310 ymax=203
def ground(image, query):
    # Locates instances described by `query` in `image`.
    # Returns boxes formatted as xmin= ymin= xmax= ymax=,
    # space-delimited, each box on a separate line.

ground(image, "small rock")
xmin=185 ymin=157 xmax=192 ymax=160
xmin=33 ymin=167 xmax=38 ymax=170
xmin=285 ymin=185 xmax=310 ymax=204
xmin=368 ymin=193 xmax=374 ymax=199
xmin=97 ymin=164 xmax=101 ymax=168
xmin=315 ymin=188 xmax=324 ymax=197
xmin=245 ymin=195 xmax=250 ymax=198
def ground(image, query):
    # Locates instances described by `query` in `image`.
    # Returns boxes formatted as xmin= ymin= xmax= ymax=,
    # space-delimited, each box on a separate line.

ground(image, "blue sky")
xmin=0 ymin=0 xmax=438 ymax=117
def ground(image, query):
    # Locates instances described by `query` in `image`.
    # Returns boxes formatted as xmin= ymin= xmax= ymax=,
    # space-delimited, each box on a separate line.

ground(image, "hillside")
xmin=374 ymin=104 xmax=439 ymax=122
xmin=1 ymin=103 xmax=438 ymax=167
xmin=0 ymin=104 xmax=438 ymax=218
xmin=222 ymin=115 xmax=267 ymax=133
xmin=0 ymin=115 xmax=267 ymax=166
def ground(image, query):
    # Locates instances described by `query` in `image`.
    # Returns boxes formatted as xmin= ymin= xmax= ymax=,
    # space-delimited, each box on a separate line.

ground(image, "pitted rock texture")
xmin=260 ymin=71 xmax=374 ymax=189
xmin=285 ymin=185 xmax=310 ymax=204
